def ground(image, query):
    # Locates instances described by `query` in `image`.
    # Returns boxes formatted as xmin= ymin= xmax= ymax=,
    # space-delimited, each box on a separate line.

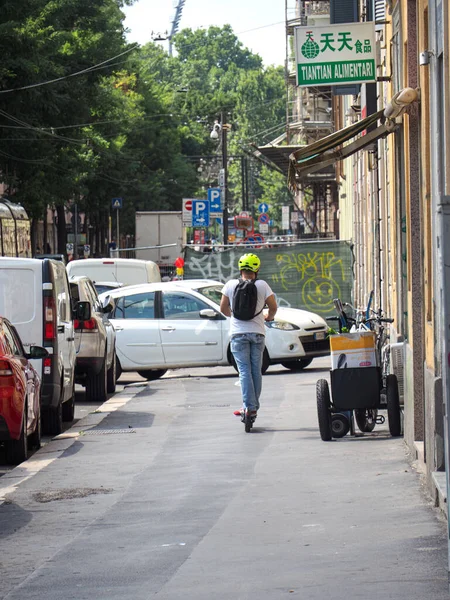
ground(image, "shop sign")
xmin=294 ymin=22 xmax=376 ymax=87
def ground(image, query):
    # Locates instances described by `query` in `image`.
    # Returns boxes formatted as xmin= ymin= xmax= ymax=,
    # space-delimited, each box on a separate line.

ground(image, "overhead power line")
xmin=0 ymin=44 xmax=139 ymax=95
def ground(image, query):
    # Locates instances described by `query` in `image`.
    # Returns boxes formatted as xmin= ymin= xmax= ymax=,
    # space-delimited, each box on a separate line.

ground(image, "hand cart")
xmin=316 ymin=328 xmax=402 ymax=441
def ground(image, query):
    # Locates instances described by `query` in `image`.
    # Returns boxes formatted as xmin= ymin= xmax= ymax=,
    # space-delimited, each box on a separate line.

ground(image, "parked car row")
xmin=0 ymin=257 xmax=154 ymax=463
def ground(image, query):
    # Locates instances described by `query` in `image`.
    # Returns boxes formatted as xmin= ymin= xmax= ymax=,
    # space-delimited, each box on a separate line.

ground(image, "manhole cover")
xmin=82 ymin=428 xmax=136 ymax=435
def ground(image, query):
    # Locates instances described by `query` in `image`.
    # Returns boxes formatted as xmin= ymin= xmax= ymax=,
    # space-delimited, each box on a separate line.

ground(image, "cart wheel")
xmin=386 ymin=374 xmax=402 ymax=437
xmin=316 ymin=379 xmax=332 ymax=441
xmin=355 ymin=409 xmax=378 ymax=433
xmin=331 ymin=413 xmax=350 ymax=438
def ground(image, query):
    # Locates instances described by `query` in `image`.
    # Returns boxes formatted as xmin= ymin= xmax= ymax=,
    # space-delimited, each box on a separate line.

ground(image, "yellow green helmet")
xmin=238 ymin=253 xmax=261 ymax=272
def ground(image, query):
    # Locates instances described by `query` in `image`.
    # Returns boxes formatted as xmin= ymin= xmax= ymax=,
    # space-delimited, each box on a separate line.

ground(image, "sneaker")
xmin=233 ymin=409 xmax=244 ymax=417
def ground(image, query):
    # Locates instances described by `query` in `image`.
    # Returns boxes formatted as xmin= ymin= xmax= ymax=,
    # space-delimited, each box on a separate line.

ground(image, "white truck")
xmin=135 ymin=211 xmax=185 ymax=265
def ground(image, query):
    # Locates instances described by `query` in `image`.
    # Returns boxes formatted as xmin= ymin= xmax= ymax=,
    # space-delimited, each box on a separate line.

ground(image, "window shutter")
xmin=330 ymin=0 xmax=358 ymax=24
xmin=375 ymin=0 xmax=386 ymax=22
xmin=330 ymin=0 xmax=360 ymax=96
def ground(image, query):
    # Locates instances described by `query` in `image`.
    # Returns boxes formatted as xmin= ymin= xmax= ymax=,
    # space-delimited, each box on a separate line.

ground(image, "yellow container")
xmin=329 ymin=331 xmax=376 ymax=352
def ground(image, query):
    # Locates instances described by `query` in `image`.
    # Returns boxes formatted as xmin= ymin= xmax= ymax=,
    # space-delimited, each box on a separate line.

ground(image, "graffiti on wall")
xmin=184 ymin=241 xmax=353 ymax=317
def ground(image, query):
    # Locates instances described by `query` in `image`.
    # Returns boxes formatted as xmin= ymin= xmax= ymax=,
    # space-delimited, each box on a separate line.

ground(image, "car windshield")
xmin=193 ymin=284 xmax=224 ymax=306
xmin=95 ymin=284 xmax=117 ymax=295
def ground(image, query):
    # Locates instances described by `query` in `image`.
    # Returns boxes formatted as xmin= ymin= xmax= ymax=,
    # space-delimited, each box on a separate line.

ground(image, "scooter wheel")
xmin=331 ymin=413 xmax=350 ymax=438
xmin=244 ymin=411 xmax=253 ymax=433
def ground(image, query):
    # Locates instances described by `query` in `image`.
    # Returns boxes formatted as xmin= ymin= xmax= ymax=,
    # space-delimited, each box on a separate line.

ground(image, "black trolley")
xmin=316 ymin=299 xmax=402 ymax=441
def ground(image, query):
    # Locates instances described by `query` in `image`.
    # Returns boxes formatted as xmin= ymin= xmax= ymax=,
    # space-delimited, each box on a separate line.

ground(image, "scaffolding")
xmin=285 ymin=0 xmax=338 ymax=238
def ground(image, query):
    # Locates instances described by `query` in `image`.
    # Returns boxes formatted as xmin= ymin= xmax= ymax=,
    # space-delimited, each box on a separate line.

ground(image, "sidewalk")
xmin=0 ymin=362 xmax=448 ymax=599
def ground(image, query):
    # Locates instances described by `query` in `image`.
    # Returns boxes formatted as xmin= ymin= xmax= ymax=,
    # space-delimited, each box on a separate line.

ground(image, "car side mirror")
xmin=101 ymin=296 xmax=115 ymax=314
xmin=199 ymin=308 xmax=219 ymax=319
xmin=74 ymin=301 xmax=91 ymax=321
xmin=26 ymin=345 xmax=49 ymax=360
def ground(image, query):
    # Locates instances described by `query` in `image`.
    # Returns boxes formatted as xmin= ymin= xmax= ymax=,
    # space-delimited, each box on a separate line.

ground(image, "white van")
xmin=0 ymin=257 xmax=89 ymax=435
xmin=66 ymin=258 xmax=161 ymax=287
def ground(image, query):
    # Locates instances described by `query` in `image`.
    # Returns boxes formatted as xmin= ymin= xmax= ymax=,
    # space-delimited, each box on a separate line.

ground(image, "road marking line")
xmin=0 ymin=390 xmax=138 ymax=506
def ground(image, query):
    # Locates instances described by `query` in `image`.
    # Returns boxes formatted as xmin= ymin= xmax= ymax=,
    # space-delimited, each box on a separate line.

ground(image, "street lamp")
xmin=210 ymin=115 xmax=230 ymax=245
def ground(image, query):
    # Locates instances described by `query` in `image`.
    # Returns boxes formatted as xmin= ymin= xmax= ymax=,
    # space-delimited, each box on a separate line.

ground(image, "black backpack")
xmin=232 ymin=279 xmax=263 ymax=321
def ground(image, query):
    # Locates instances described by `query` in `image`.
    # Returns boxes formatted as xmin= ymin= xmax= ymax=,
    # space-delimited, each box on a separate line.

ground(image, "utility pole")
xmin=221 ymin=112 xmax=229 ymax=246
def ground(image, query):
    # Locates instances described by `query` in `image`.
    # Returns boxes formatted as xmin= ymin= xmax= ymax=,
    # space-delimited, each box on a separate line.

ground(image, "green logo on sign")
xmin=301 ymin=31 xmax=320 ymax=59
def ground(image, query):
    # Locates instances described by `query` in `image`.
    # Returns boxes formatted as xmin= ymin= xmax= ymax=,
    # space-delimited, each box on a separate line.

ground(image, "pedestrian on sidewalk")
xmin=220 ymin=253 xmax=277 ymax=421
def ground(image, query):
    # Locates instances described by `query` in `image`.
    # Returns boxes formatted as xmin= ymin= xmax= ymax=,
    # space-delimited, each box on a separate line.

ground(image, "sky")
xmin=123 ymin=0 xmax=289 ymax=67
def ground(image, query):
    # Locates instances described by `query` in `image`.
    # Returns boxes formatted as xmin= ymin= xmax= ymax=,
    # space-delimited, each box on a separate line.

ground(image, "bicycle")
xmin=317 ymin=293 xmax=402 ymax=440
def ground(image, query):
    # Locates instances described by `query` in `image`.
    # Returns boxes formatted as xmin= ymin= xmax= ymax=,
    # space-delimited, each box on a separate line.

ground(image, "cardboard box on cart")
xmin=329 ymin=331 xmax=378 ymax=369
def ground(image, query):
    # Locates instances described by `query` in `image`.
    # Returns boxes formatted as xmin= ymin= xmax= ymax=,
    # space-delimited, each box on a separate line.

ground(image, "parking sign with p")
xmin=207 ymin=188 xmax=222 ymax=213
xmin=192 ymin=200 xmax=210 ymax=227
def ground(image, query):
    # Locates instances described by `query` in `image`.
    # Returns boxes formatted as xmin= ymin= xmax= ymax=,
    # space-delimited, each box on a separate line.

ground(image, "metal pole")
xmin=241 ymin=156 xmax=246 ymax=212
xmin=116 ymin=208 xmax=120 ymax=252
xmin=74 ymin=203 xmax=78 ymax=259
xmin=222 ymin=112 xmax=229 ymax=245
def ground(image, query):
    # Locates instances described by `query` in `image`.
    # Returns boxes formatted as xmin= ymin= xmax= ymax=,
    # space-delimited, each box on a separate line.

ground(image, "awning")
xmin=288 ymin=109 xmax=388 ymax=189
xmin=256 ymin=132 xmax=335 ymax=180
xmin=288 ymin=88 xmax=419 ymax=190
xmin=256 ymin=143 xmax=305 ymax=176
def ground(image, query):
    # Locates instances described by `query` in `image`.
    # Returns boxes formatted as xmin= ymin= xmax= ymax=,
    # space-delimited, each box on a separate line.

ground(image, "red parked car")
xmin=0 ymin=317 xmax=48 ymax=465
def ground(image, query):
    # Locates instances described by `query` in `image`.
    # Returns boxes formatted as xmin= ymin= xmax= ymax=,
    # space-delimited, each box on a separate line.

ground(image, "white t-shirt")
xmin=222 ymin=278 xmax=274 ymax=336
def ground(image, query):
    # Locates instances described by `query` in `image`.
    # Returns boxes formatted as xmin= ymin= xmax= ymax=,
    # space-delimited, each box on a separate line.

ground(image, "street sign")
xmin=112 ymin=197 xmax=123 ymax=209
xmin=192 ymin=200 xmax=210 ymax=227
xmin=218 ymin=168 xmax=225 ymax=187
xmin=282 ymin=206 xmax=290 ymax=230
xmin=182 ymin=198 xmax=193 ymax=226
xmin=294 ymin=22 xmax=376 ymax=87
xmin=259 ymin=223 xmax=269 ymax=234
xmin=258 ymin=203 xmax=269 ymax=213
xmin=258 ymin=213 xmax=270 ymax=224
xmin=207 ymin=188 xmax=222 ymax=212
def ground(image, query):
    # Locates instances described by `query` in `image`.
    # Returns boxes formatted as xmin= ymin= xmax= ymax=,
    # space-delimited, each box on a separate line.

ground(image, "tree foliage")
xmin=0 ymin=7 xmax=289 ymax=253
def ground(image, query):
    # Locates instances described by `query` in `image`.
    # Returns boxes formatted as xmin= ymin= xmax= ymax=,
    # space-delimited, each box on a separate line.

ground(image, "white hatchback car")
xmin=100 ymin=279 xmax=329 ymax=380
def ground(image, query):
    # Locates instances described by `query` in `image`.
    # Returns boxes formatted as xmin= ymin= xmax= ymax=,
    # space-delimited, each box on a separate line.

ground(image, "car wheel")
xmin=62 ymin=382 xmax=75 ymax=422
xmin=281 ymin=358 xmax=313 ymax=371
xmin=137 ymin=369 xmax=168 ymax=381
xmin=49 ymin=401 xmax=63 ymax=436
xmin=5 ymin=403 xmax=28 ymax=465
xmin=86 ymin=355 xmax=108 ymax=403
xmin=107 ymin=349 xmax=117 ymax=394
xmin=28 ymin=407 xmax=42 ymax=450
xmin=115 ymin=356 xmax=122 ymax=382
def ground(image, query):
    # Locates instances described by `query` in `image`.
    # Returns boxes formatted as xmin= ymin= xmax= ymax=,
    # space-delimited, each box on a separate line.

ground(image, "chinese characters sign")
xmin=294 ymin=22 xmax=376 ymax=87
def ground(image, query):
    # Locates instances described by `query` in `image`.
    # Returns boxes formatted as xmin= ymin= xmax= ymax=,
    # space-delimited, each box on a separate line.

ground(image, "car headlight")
xmin=265 ymin=321 xmax=300 ymax=331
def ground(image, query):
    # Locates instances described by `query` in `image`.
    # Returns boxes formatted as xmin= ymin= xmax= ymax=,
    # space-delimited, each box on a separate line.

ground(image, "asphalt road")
xmin=0 ymin=374 xmax=145 ymax=477
xmin=0 ymin=360 xmax=448 ymax=599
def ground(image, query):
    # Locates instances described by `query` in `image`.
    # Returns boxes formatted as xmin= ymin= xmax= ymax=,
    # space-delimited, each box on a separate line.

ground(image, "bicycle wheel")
xmin=355 ymin=409 xmax=378 ymax=433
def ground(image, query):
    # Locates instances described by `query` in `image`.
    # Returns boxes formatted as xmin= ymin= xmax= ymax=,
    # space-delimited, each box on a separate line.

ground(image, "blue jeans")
xmin=231 ymin=333 xmax=265 ymax=413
